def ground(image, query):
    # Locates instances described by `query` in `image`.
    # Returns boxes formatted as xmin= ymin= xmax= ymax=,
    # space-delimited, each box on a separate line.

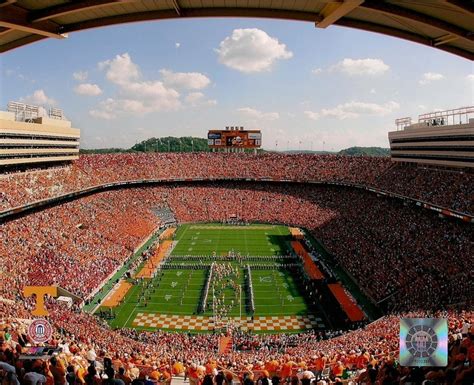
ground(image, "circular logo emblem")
xmin=405 ymin=324 xmax=438 ymax=358
xmin=28 ymin=319 xmax=53 ymax=344
xmin=232 ymin=136 xmax=243 ymax=145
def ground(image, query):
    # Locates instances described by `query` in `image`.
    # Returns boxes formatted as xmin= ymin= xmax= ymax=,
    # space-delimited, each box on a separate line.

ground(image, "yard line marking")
xmin=123 ymin=285 xmax=140 ymax=328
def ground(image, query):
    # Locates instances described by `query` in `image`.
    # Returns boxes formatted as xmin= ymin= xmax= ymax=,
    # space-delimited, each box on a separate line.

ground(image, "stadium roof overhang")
xmin=0 ymin=0 xmax=473 ymax=60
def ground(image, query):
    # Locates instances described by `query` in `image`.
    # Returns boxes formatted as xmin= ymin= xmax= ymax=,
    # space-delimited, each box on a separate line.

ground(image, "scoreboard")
xmin=208 ymin=128 xmax=262 ymax=149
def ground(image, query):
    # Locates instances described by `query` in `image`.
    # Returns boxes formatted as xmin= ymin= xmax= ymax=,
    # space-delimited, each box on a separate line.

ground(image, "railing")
xmin=418 ymin=105 xmax=474 ymax=125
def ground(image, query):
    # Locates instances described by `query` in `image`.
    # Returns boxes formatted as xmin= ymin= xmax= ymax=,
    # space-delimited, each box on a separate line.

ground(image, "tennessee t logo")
xmin=23 ymin=286 xmax=58 ymax=316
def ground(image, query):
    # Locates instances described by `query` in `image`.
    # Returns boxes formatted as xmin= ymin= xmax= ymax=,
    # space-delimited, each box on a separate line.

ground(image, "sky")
xmin=1 ymin=17 xmax=473 ymax=151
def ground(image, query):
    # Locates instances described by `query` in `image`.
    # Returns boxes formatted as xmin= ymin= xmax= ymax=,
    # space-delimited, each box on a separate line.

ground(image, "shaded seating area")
xmin=328 ymin=283 xmax=365 ymax=322
xmin=291 ymin=241 xmax=324 ymax=280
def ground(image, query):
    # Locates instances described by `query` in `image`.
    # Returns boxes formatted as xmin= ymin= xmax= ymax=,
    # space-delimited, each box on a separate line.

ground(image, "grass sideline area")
xmin=83 ymin=227 xmax=163 ymax=313
xmin=101 ymin=223 xmax=320 ymax=332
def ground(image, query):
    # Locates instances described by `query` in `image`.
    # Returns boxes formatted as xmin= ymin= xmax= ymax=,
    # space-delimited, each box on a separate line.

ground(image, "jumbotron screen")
xmin=208 ymin=129 xmax=262 ymax=149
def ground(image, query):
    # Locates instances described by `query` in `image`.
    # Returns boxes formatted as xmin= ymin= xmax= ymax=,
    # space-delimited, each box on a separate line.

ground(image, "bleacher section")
xmin=152 ymin=206 xmax=177 ymax=225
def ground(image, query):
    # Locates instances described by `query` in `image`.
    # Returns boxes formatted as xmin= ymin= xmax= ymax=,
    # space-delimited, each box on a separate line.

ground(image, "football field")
xmin=103 ymin=223 xmax=325 ymax=332
xmin=171 ymin=223 xmax=289 ymax=256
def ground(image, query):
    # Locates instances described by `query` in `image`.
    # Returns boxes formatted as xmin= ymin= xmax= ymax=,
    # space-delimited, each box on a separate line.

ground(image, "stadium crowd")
xmin=0 ymin=153 xmax=472 ymax=214
xmin=1 ymin=156 xmax=473 ymax=385
xmin=0 ymin=190 xmax=160 ymax=302
xmin=1 ymin=183 xmax=471 ymax=315
xmin=1 ymin=306 xmax=472 ymax=385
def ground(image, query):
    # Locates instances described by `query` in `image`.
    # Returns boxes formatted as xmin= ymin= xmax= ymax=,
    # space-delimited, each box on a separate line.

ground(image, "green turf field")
xmin=171 ymin=223 xmax=290 ymax=256
xmin=102 ymin=223 xmax=319 ymax=332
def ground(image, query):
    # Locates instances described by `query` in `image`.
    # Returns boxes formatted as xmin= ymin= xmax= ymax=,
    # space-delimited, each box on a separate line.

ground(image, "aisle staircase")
xmin=218 ymin=336 xmax=233 ymax=354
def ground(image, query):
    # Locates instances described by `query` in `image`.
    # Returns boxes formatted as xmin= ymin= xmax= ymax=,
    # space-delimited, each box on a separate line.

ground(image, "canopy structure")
xmin=0 ymin=0 xmax=473 ymax=59
xmin=56 ymin=295 xmax=73 ymax=308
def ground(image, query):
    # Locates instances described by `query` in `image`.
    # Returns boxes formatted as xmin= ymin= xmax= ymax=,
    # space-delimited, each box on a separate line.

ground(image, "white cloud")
xmin=304 ymin=100 xmax=400 ymax=120
xmin=418 ymin=104 xmax=427 ymax=110
xmin=304 ymin=111 xmax=320 ymax=121
xmin=121 ymin=81 xmax=180 ymax=105
xmin=20 ymin=89 xmax=56 ymax=106
xmin=322 ymin=101 xmax=399 ymax=119
xmin=74 ymin=83 xmax=102 ymax=96
xmin=73 ymin=71 xmax=88 ymax=81
xmin=93 ymin=53 xmax=181 ymax=119
xmin=5 ymin=69 xmax=26 ymax=80
xmin=99 ymin=53 xmax=140 ymax=86
xmin=185 ymin=92 xmax=203 ymax=104
xmin=185 ymin=92 xmax=217 ymax=107
xmin=216 ymin=28 xmax=293 ymax=73
xmin=419 ymin=72 xmax=445 ymax=85
xmin=90 ymin=82 xmax=180 ymax=119
xmin=330 ymin=58 xmax=389 ymax=76
xmin=370 ymin=88 xmax=376 ymax=94
xmin=90 ymin=99 xmax=116 ymax=120
xmin=311 ymin=68 xmax=323 ymax=75
xmin=175 ymin=42 xmax=181 ymax=48
xmin=238 ymin=107 xmax=279 ymax=120
xmin=466 ymin=74 xmax=474 ymax=81
xmin=90 ymin=98 xmax=157 ymax=119
xmin=160 ymin=69 xmax=211 ymax=90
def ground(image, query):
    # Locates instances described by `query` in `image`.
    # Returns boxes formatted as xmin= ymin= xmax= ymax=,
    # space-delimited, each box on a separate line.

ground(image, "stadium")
xmin=0 ymin=2 xmax=473 ymax=385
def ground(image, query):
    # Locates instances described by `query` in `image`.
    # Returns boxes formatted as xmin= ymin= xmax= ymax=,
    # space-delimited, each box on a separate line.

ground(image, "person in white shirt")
xmin=461 ymin=320 xmax=470 ymax=337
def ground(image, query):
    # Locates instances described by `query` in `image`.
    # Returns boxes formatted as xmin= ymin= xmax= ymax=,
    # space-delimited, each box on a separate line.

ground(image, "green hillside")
xmin=80 ymin=137 xmax=389 ymax=157
xmin=131 ymin=136 xmax=210 ymax=152
xmin=337 ymin=146 xmax=390 ymax=156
